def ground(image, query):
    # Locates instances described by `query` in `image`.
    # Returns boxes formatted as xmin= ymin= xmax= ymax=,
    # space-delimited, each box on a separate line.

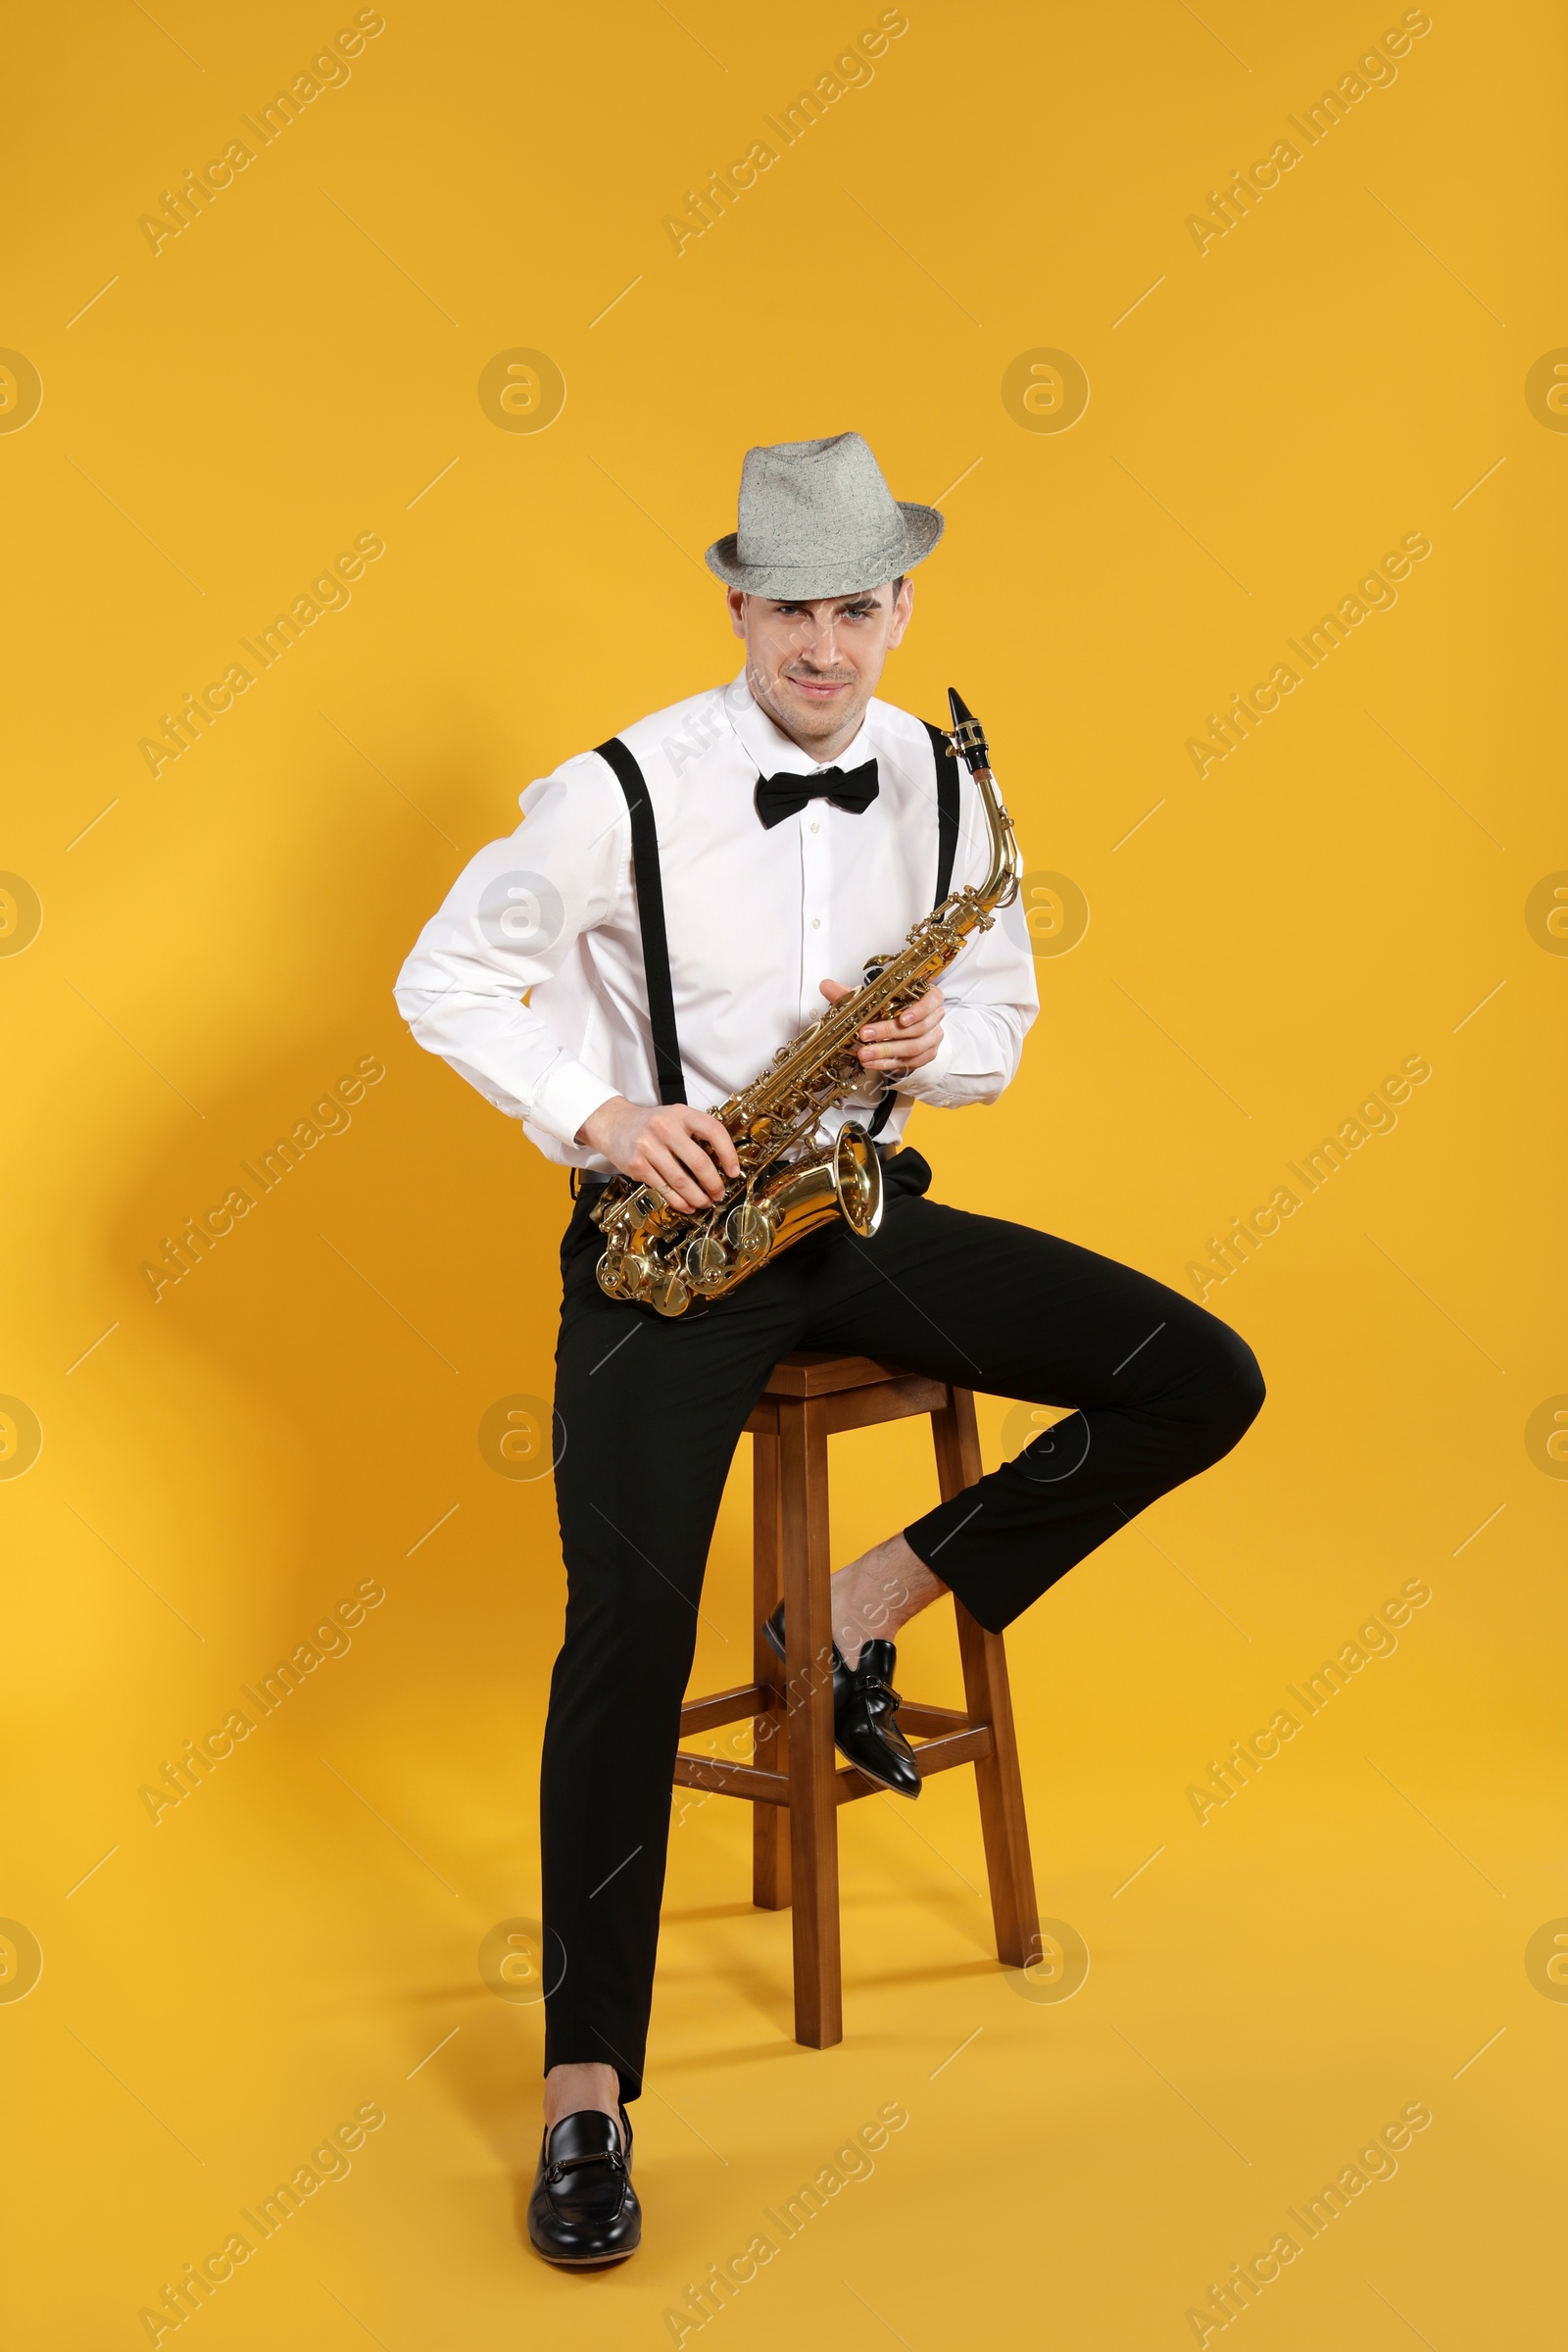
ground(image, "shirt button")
xmin=810 ymin=821 xmax=820 ymax=833
xmin=811 ymin=917 xmax=821 ymax=929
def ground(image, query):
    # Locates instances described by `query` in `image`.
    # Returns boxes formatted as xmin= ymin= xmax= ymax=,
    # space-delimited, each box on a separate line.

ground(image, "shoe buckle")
xmin=547 ymin=2132 xmax=625 ymax=2186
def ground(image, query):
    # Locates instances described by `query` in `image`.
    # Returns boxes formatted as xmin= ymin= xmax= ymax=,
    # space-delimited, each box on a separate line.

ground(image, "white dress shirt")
xmin=393 ymin=671 xmax=1038 ymax=1171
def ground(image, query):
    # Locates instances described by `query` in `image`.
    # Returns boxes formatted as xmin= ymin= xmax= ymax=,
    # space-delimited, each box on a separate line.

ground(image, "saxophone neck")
xmin=973 ymin=761 xmax=1022 ymax=909
xmin=944 ymin=686 xmax=1021 ymax=912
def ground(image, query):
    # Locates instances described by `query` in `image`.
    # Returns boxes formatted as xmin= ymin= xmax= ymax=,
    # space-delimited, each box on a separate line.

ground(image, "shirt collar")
xmin=725 ymin=667 xmax=874 ymax=777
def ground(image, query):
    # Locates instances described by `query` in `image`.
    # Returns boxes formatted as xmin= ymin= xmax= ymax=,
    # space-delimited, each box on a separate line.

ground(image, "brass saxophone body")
xmin=592 ymin=688 xmax=1021 ymax=1317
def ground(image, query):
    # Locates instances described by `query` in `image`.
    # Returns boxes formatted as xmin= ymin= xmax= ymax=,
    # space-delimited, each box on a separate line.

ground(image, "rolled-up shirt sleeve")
xmin=392 ymin=755 xmax=623 ymax=1147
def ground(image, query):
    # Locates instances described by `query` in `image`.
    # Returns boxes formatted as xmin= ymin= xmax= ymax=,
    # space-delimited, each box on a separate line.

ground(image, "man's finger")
xmin=859 ymin=1039 xmax=935 ymax=1072
xmin=860 ymin=990 xmax=941 ymax=1040
xmin=678 ymin=1115 xmax=737 ymax=1186
xmin=667 ymin=1131 xmax=726 ymax=1200
xmin=859 ymin=1008 xmax=937 ymax=1041
xmin=860 ymin=1018 xmax=938 ymax=1046
xmin=658 ymin=1106 xmax=736 ymax=1172
xmin=643 ymin=1145 xmax=710 ymax=1210
xmin=859 ymin=1032 xmax=938 ymax=1065
xmin=642 ymin=1135 xmax=711 ymax=1205
xmin=692 ymin=1112 xmax=741 ymax=1178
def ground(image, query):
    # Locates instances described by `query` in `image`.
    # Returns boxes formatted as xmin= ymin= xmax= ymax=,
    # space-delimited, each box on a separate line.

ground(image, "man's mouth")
xmin=784 ymin=672 xmax=854 ymax=702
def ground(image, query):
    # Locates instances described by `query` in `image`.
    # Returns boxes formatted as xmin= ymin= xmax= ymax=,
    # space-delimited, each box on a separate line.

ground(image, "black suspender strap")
xmin=866 ymin=720 xmax=962 ymax=1139
xmin=924 ymin=718 xmax=961 ymax=907
xmin=594 ymin=736 xmax=688 ymax=1106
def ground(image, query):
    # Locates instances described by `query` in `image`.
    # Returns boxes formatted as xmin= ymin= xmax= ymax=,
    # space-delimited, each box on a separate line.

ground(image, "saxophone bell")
xmin=746 ymin=1120 xmax=883 ymax=1257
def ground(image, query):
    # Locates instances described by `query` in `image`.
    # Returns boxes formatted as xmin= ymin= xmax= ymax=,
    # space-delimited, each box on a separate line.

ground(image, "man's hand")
xmin=577 ymin=1097 xmax=741 ymax=1212
xmin=820 ymin=978 xmax=945 ymax=1075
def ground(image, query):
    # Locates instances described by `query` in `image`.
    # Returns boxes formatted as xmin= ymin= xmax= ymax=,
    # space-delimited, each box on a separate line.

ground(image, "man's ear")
xmin=886 ymin=577 xmax=914 ymax=650
xmin=727 ymin=588 xmax=748 ymax=641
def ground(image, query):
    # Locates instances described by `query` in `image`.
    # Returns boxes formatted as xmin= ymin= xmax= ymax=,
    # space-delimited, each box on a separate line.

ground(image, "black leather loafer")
xmin=763 ymin=1602 xmax=921 ymax=1799
xmin=526 ymin=2106 xmax=640 ymax=2266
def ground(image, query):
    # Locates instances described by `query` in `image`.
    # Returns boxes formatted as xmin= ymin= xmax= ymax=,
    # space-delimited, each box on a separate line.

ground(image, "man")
xmin=394 ymin=432 xmax=1264 ymax=2265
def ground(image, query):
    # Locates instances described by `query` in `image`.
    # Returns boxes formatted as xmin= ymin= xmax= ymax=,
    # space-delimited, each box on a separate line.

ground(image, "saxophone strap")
xmin=595 ymin=735 xmax=689 ymax=1106
xmin=594 ymin=720 xmax=960 ymax=1135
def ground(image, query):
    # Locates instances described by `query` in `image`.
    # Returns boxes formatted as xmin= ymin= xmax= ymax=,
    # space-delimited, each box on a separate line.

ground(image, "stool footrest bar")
xmin=682 ymin=1690 xmax=980 ymax=1743
xmin=674 ymin=1716 xmax=995 ymax=1806
xmin=837 ymin=1722 xmax=996 ymax=1800
xmin=677 ymin=1682 xmax=770 ymax=1735
xmin=890 ymin=1699 xmax=974 ymax=1739
xmin=673 ymin=1754 xmax=789 ymax=1802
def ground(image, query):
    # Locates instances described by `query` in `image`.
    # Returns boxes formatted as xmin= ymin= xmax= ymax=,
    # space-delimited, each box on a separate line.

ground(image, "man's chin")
xmin=777 ymin=684 xmax=860 ymax=734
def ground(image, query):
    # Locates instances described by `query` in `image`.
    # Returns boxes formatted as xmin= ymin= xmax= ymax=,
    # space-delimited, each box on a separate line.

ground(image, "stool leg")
xmin=751 ymin=1427 xmax=790 ymax=1911
xmin=931 ymin=1388 xmax=1041 ymax=1971
xmin=778 ymin=1395 xmax=841 ymax=2048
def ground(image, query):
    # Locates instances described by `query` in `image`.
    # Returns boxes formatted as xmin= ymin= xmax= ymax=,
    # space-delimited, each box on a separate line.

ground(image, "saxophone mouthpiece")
xmin=946 ymin=687 xmax=989 ymax=771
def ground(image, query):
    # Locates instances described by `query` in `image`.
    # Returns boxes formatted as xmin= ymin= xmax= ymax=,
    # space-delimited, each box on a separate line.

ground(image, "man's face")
xmin=729 ymin=579 xmax=913 ymax=759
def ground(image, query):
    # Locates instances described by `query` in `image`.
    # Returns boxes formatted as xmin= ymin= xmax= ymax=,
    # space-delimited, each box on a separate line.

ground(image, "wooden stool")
xmin=672 ymin=1351 xmax=1040 ymax=2048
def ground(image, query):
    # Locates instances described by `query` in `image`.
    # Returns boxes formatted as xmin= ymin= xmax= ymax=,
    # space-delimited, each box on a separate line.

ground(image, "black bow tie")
xmin=754 ymin=758 xmax=879 ymax=830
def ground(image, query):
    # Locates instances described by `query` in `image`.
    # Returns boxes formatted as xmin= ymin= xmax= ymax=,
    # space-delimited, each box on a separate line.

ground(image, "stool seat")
xmin=674 ymin=1349 xmax=1039 ymax=2048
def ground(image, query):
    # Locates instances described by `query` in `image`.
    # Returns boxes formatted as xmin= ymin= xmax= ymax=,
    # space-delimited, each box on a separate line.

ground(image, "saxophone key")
xmin=685 ymin=1228 xmax=732 ymax=1289
xmin=647 ymin=1263 xmax=692 ymax=1316
xmin=725 ymin=1199 xmax=775 ymax=1262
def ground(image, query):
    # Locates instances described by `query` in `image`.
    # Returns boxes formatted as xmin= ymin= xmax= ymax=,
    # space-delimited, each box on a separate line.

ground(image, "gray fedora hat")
xmin=705 ymin=431 xmax=943 ymax=600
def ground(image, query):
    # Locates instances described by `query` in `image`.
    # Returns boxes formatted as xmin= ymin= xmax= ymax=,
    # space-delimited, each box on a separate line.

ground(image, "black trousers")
xmin=540 ymin=1149 xmax=1264 ymax=2099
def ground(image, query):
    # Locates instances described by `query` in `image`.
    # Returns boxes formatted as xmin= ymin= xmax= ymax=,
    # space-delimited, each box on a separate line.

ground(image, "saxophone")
xmin=592 ymin=688 xmax=1021 ymax=1317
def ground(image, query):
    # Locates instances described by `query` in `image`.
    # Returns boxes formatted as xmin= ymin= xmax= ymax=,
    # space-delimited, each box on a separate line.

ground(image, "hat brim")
xmin=703 ymin=502 xmax=944 ymax=599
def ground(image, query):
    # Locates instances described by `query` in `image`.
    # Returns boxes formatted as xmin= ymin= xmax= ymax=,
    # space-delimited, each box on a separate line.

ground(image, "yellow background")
xmin=4 ymin=2 xmax=1563 ymax=2343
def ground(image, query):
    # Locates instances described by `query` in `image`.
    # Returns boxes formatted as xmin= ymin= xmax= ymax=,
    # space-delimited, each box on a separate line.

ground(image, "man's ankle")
xmin=544 ymin=2061 xmax=623 ymax=2145
xmin=830 ymin=1535 xmax=945 ymax=1668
